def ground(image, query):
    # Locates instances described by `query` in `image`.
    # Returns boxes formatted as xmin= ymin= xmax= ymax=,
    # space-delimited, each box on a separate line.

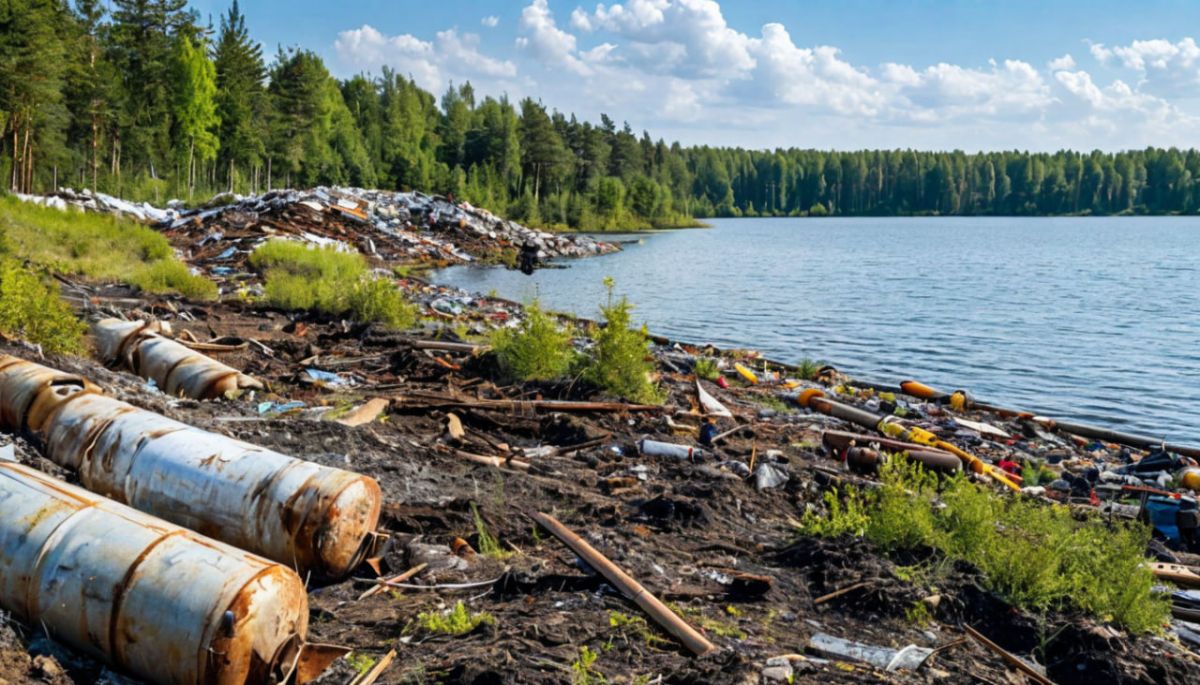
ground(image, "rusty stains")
xmin=4 ymin=355 xmax=381 ymax=578
xmin=93 ymin=319 xmax=263 ymax=400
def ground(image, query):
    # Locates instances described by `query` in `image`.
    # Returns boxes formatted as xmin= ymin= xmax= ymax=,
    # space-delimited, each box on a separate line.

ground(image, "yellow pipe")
xmin=878 ymin=419 xmax=1021 ymax=491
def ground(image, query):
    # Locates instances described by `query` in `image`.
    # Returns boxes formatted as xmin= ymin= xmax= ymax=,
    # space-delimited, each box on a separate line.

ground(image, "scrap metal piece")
xmin=93 ymin=318 xmax=264 ymax=399
xmin=0 ymin=355 xmax=382 ymax=578
xmin=0 ymin=460 xmax=308 ymax=685
xmin=808 ymin=632 xmax=932 ymax=671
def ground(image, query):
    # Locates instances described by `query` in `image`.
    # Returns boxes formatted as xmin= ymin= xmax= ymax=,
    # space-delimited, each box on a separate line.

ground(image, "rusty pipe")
xmin=0 ymin=355 xmax=381 ymax=577
xmin=532 ymin=512 xmax=717 ymax=656
xmin=93 ymin=319 xmax=263 ymax=399
xmin=800 ymin=391 xmax=1020 ymax=491
xmin=0 ymin=460 xmax=308 ymax=685
xmin=824 ymin=431 xmax=962 ymax=475
xmin=898 ymin=378 xmax=1200 ymax=459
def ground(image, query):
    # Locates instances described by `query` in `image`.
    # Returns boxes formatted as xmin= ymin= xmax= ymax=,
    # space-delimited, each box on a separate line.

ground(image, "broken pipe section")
xmin=0 ymin=354 xmax=382 ymax=577
xmin=0 ymin=460 xmax=308 ymax=685
xmin=93 ymin=318 xmax=263 ymax=399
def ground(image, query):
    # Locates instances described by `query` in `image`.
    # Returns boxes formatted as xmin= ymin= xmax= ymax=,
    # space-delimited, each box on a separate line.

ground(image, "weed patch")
xmin=799 ymin=460 xmax=1169 ymax=633
xmin=570 ymin=646 xmax=604 ymax=685
xmin=0 ymin=196 xmax=215 ymax=299
xmin=250 ymin=240 xmax=414 ymax=327
xmin=471 ymin=502 xmax=512 ymax=560
xmin=693 ymin=358 xmax=719 ymax=381
xmin=0 ymin=259 xmax=86 ymax=354
xmin=416 ymin=601 xmax=494 ymax=636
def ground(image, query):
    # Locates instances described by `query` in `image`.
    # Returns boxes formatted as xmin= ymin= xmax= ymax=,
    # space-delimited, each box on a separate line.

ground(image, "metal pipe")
xmin=0 ymin=460 xmax=308 ymax=685
xmin=801 ymin=392 xmax=1020 ymax=491
xmin=899 ymin=377 xmax=1200 ymax=459
xmin=0 ymin=355 xmax=382 ymax=577
xmin=93 ymin=318 xmax=264 ymax=399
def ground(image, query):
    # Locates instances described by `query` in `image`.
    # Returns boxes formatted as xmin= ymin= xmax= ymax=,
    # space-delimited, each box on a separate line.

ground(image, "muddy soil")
xmin=1 ymin=284 xmax=1198 ymax=685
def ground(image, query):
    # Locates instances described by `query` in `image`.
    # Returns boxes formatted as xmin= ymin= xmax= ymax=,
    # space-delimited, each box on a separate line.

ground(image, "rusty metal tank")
xmin=0 ymin=460 xmax=308 ymax=685
xmin=0 ymin=355 xmax=382 ymax=577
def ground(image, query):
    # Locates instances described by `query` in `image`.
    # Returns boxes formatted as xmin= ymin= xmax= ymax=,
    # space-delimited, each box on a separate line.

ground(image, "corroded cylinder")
xmin=0 ymin=355 xmax=381 ymax=577
xmin=0 ymin=461 xmax=308 ymax=685
xmin=93 ymin=318 xmax=263 ymax=399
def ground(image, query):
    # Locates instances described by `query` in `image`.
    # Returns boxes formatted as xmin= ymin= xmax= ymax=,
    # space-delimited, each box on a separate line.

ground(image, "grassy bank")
xmin=0 ymin=197 xmax=215 ymax=300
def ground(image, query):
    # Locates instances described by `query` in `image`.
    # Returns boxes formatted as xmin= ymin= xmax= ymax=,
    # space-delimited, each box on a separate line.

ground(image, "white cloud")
xmin=1048 ymin=54 xmax=1075 ymax=70
xmin=482 ymin=16 xmax=499 ymax=28
xmin=1088 ymin=37 xmax=1200 ymax=94
xmin=334 ymin=25 xmax=516 ymax=92
xmin=516 ymin=0 xmax=591 ymax=75
xmin=887 ymin=59 xmax=1053 ymax=121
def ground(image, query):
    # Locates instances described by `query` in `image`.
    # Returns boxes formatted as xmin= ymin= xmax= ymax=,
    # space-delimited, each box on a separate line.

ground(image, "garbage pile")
xmin=15 ymin=187 xmax=174 ymax=223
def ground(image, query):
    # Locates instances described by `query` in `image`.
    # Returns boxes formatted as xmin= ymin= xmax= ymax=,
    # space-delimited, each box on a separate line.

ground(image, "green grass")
xmin=796 ymin=357 xmax=825 ymax=381
xmin=0 ymin=196 xmax=215 ymax=299
xmin=416 ymin=601 xmax=494 ymax=636
xmin=581 ymin=279 xmax=663 ymax=405
xmin=471 ymin=502 xmax=512 ymax=560
xmin=570 ymin=646 xmax=604 ymax=685
xmin=250 ymin=239 xmax=416 ymax=327
xmin=799 ymin=460 xmax=1169 ymax=633
xmin=490 ymin=300 xmax=577 ymax=382
xmin=0 ymin=258 xmax=87 ymax=354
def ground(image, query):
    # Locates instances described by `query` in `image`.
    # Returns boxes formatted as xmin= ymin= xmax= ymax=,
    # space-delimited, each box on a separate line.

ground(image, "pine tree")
xmin=213 ymin=0 xmax=266 ymax=192
xmin=172 ymin=33 xmax=219 ymax=196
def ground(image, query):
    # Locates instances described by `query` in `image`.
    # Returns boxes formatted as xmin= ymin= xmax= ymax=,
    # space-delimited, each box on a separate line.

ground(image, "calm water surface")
xmin=432 ymin=217 xmax=1200 ymax=442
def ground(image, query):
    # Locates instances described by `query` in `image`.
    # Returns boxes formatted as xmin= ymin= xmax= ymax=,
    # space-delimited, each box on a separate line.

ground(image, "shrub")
xmin=693 ymin=357 xmax=719 ymax=381
xmin=128 ymin=259 xmax=217 ymax=300
xmin=801 ymin=461 xmax=1169 ymax=633
xmin=490 ymin=300 xmax=575 ymax=382
xmin=471 ymin=502 xmax=511 ymax=560
xmin=0 ymin=258 xmax=86 ymax=355
xmin=581 ymin=279 xmax=662 ymax=404
xmin=348 ymin=277 xmax=417 ymax=329
xmin=250 ymin=240 xmax=415 ymax=328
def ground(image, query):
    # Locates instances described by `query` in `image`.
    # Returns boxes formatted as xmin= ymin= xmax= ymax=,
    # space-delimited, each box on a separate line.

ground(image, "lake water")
xmin=432 ymin=217 xmax=1200 ymax=443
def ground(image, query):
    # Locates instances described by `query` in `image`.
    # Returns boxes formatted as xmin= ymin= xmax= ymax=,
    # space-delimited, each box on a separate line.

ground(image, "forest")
xmin=6 ymin=0 xmax=1200 ymax=229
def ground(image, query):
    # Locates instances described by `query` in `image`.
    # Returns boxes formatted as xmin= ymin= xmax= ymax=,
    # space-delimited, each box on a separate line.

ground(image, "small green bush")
xmin=416 ymin=601 xmax=494 ymax=636
xmin=581 ymin=280 xmax=662 ymax=404
xmin=801 ymin=460 xmax=1169 ymax=633
xmin=471 ymin=502 xmax=511 ymax=560
xmin=0 ymin=258 xmax=86 ymax=355
xmin=693 ymin=357 xmax=719 ymax=381
xmin=250 ymin=240 xmax=415 ymax=328
xmin=128 ymin=259 xmax=218 ymax=300
xmin=490 ymin=300 xmax=575 ymax=382
xmin=348 ymin=277 xmax=417 ymax=329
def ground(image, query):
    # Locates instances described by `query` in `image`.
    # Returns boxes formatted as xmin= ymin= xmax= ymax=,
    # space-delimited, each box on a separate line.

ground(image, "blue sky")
xmin=188 ymin=0 xmax=1200 ymax=151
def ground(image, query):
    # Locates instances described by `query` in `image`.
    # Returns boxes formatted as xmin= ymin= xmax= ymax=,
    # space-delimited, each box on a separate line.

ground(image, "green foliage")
xmin=801 ymin=461 xmax=1169 ymax=633
xmin=128 ymin=259 xmax=217 ymax=300
xmin=345 ymin=652 xmax=377 ymax=675
xmin=570 ymin=646 xmax=604 ymax=685
xmin=607 ymin=611 xmax=668 ymax=647
xmin=172 ymin=33 xmax=220 ymax=194
xmin=693 ymin=357 xmax=719 ymax=381
xmin=347 ymin=277 xmax=417 ymax=329
xmin=250 ymin=240 xmax=413 ymax=327
xmin=470 ymin=502 xmax=511 ymax=560
xmin=582 ymin=280 xmax=662 ymax=404
xmin=416 ymin=601 xmax=494 ymax=636
xmin=796 ymin=358 xmax=824 ymax=381
xmin=0 ymin=197 xmax=214 ymax=300
xmin=0 ymin=259 xmax=86 ymax=355
xmin=490 ymin=300 xmax=576 ymax=382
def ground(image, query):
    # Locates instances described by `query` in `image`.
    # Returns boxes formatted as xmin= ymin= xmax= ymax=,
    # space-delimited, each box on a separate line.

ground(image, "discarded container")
xmin=734 ymin=363 xmax=758 ymax=385
xmin=808 ymin=632 xmax=932 ymax=671
xmin=639 ymin=438 xmax=702 ymax=461
xmin=0 ymin=355 xmax=381 ymax=577
xmin=93 ymin=318 xmax=264 ymax=399
xmin=0 ymin=460 xmax=308 ymax=685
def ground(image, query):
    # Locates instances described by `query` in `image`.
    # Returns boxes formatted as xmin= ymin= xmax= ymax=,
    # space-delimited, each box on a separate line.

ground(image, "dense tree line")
xmin=4 ymin=1 xmax=1200 ymax=229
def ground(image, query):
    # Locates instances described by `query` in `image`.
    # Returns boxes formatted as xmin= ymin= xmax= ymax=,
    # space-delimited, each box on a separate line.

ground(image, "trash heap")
xmin=15 ymin=187 xmax=174 ymax=223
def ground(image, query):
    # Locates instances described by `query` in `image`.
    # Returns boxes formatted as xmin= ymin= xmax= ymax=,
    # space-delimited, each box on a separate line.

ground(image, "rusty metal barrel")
xmin=93 ymin=318 xmax=263 ymax=399
xmin=0 ymin=355 xmax=382 ymax=577
xmin=0 ymin=460 xmax=308 ymax=685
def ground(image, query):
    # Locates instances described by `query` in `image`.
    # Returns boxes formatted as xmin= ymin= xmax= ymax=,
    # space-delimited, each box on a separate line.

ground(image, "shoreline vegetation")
xmin=7 ymin=1 xmax=1200 ymax=238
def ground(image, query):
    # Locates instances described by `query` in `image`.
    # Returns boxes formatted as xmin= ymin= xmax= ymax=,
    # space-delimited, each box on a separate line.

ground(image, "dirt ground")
xmin=1 ymin=282 xmax=1199 ymax=685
